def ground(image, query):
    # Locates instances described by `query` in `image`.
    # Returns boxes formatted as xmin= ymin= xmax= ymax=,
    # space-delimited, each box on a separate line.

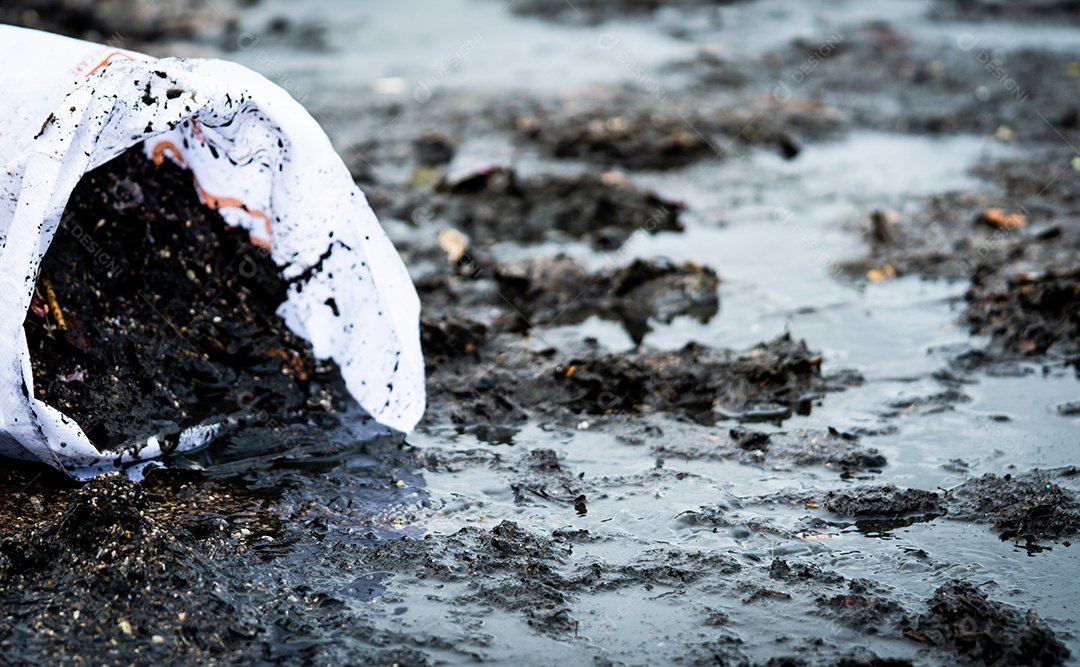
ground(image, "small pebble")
xmin=1057 ymin=401 xmax=1080 ymax=416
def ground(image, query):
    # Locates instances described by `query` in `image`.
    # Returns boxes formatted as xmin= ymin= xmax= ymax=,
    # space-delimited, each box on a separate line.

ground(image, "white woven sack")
xmin=0 ymin=26 xmax=424 ymax=477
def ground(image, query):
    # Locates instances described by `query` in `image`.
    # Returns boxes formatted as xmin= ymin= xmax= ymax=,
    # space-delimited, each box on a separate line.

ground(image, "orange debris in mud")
xmin=981 ymin=207 xmax=1027 ymax=230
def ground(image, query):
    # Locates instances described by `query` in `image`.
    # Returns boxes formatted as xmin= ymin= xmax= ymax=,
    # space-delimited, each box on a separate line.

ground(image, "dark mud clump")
xmin=506 ymin=0 xmax=737 ymax=24
xmin=825 ymin=484 xmax=947 ymax=518
xmin=24 ymin=146 xmax=325 ymax=452
xmin=965 ymin=266 xmax=1080 ymax=358
xmin=513 ymin=104 xmax=716 ymax=170
xmin=840 ymin=147 xmax=1080 ymax=366
xmin=0 ymin=473 xmax=242 ymax=665
xmin=414 ymin=252 xmax=720 ymax=345
xmin=909 ymin=580 xmax=1070 ymax=666
xmin=494 ymin=255 xmax=719 ymax=342
xmin=555 ymin=334 xmax=822 ymax=421
xmin=0 ymin=465 xmax=433 ymax=666
xmin=413 ymin=130 xmax=456 ymax=167
xmin=751 ymin=25 xmax=1080 ymax=141
xmin=837 ymin=195 xmax=1038 ymax=282
xmin=419 ymin=313 xmax=488 ymax=368
xmin=424 ymin=332 xmax=832 ymax=435
xmin=0 ymin=0 xmax=236 ymax=44
xmin=385 ymin=167 xmax=684 ymax=251
xmin=769 ymin=558 xmax=846 ymax=585
xmin=365 ymin=520 xmax=579 ymax=634
xmin=816 ymin=471 xmax=1080 ymax=541
xmin=510 ymin=95 xmax=827 ymax=171
xmin=817 ymin=579 xmax=907 ymax=635
xmin=506 ymin=449 xmax=586 ymax=512
xmin=881 ymin=387 xmax=973 ymax=418
xmin=947 ymin=469 xmax=1080 ymax=540
xmin=656 ymin=426 xmax=887 ymax=474
xmin=935 ymin=0 xmax=1080 ymax=23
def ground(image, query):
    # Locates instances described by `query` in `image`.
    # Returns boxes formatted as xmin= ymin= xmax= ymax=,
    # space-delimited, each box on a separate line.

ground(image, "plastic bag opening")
xmin=0 ymin=26 xmax=425 ymax=478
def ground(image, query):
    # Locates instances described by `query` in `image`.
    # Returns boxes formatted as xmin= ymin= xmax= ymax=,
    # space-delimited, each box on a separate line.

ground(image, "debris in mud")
xmin=833 ymin=152 xmax=1080 ymax=384
xmin=506 ymin=448 xmax=586 ymax=512
xmin=494 ymin=255 xmax=719 ymax=342
xmin=769 ymin=558 xmax=845 ymax=585
xmin=0 ymin=0 xmax=237 ymax=44
xmin=824 ymin=485 xmax=946 ymax=518
xmin=23 ymin=147 xmax=325 ymax=452
xmin=935 ymin=0 xmax=1080 ymax=22
xmin=837 ymin=648 xmax=915 ymax=667
xmin=0 ymin=472 xmax=256 ymax=665
xmin=413 ymin=129 xmax=457 ymax=167
xmin=0 ymin=465 xmax=432 ymax=666
xmin=909 ymin=580 xmax=1070 ymax=667
xmin=513 ymin=104 xmax=715 ymax=170
xmin=881 ymin=388 xmax=973 ymax=418
xmin=657 ymin=426 xmax=887 ymax=474
xmin=366 ymin=520 xmax=578 ymax=634
xmin=979 ymin=207 xmax=1027 ymax=231
xmin=818 ymin=579 xmax=906 ymax=633
xmin=965 ymin=265 xmax=1080 ymax=358
xmin=382 ymin=167 xmax=684 ymax=250
xmin=947 ymin=469 xmax=1080 ymax=540
xmin=505 ymin=0 xmax=735 ymax=23
xmin=838 ymin=192 xmax=1038 ymax=282
xmin=421 ymin=331 xmax=843 ymax=441
xmin=840 ymin=147 xmax=1080 ymax=367
xmin=420 ymin=313 xmax=488 ymax=368
xmin=512 ymin=92 xmax=832 ymax=168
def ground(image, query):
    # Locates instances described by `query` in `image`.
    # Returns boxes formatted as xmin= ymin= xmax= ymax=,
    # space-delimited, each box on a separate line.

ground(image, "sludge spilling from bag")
xmin=0 ymin=25 xmax=425 ymax=478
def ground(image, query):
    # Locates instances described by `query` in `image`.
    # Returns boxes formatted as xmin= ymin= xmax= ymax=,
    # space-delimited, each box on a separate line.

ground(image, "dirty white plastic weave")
xmin=0 ymin=26 xmax=424 ymax=477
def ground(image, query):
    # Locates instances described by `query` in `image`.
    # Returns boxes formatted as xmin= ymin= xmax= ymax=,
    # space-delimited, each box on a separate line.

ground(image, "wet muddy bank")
xmin=4 ymin=1 xmax=1080 ymax=665
xmin=4 ymin=455 xmax=1077 ymax=666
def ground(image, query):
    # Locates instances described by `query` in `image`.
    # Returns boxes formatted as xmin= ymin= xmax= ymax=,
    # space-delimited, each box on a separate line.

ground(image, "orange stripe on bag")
xmin=196 ymin=185 xmax=274 ymax=250
xmin=85 ymin=52 xmax=136 ymax=76
xmin=151 ymin=141 xmax=187 ymax=168
xmin=151 ymin=140 xmax=273 ymax=249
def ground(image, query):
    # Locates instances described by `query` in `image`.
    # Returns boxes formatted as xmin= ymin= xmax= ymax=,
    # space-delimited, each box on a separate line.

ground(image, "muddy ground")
xmin=3 ymin=1 xmax=1080 ymax=666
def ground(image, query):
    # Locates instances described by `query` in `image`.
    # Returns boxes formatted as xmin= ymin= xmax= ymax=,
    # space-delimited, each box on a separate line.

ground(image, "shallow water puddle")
xmin=403 ymin=116 xmax=1080 ymax=657
xmin=232 ymin=0 xmax=693 ymax=95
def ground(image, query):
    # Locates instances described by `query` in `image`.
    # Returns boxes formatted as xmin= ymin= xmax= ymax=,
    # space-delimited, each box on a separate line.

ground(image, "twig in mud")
xmin=42 ymin=278 xmax=68 ymax=332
